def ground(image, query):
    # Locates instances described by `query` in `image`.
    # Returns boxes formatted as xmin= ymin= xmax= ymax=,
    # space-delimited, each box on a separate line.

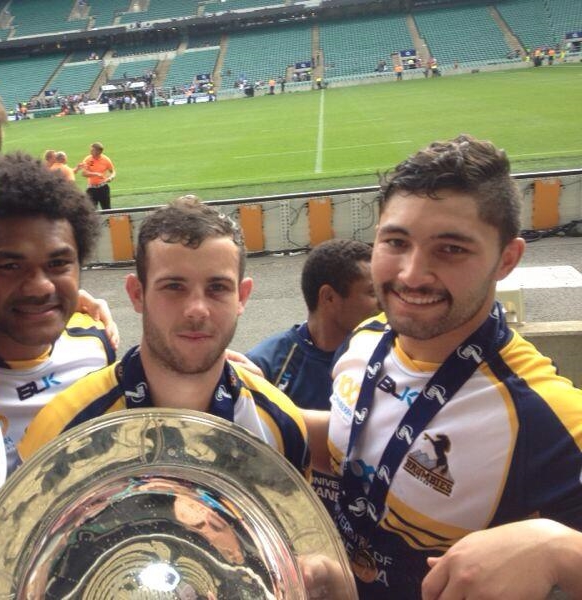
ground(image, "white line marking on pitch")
xmin=315 ymin=90 xmax=325 ymax=173
xmin=234 ymin=140 xmax=411 ymax=159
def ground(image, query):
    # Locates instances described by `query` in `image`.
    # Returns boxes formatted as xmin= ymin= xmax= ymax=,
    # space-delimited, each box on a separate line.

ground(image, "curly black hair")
xmin=301 ymin=239 xmax=372 ymax=312
xmin=0 ymin=152 xmax=100 ymax=264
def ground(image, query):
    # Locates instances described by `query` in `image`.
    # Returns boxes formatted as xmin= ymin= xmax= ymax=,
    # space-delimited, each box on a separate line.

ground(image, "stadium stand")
xmin=49 ymin=60 xmax=103 ymax=98
xmin=318 ymin=15 xmax=414 ymax=80
xmin=219 ymin=24 xmax=311 ymax=90
xmin=109 ymin=58 xmax=159 ymax=80
xmin=118 ymin=0 xmax=198 ymax=24
xmin=495 ymin=0 xmax=556 ymax=51
xmin=546 ymin=0 xmax=582 ymax=43
xmin=7 ymin=0 xmax=88 ymax=38
xmin=1 ymin=0 xmax=581 ymax=109
xmin=163 ymin=48 xmax=219 ymax=92
xmin=205 ymin=0 xmax=285 ymax=12
xmin=187 ymin=33 xmax=221 ymax=49
xmin=86 ymin=0 xmax=130 ymax=29
xmin=0 ymin=53 xmax=64 ymax=111
xmin=112 ymin=40 xmax=178 ymax=57
xmin=414 ymin=5 xmax=512 ymax=67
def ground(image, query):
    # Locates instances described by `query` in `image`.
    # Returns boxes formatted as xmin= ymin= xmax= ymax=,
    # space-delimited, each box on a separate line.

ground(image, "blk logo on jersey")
xmin=377 ymin=375 xmax=420 ymax=407
xmin=17 ymin=373 xmax=61 ymax=401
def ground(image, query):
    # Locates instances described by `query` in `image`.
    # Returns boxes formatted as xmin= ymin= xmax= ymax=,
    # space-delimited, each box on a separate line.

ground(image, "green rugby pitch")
xmin=4 ymin=63 xmax=581 ymax=207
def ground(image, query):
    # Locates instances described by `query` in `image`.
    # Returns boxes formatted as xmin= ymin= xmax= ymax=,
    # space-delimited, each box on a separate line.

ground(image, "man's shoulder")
xmin=65 ymin=311 xmax=106 ymax=331
xmin=231 ymin=362 xmax=303 ymax=414
xmin=246 ymin=326 xmax=303 ymax=364
xmin=500 ymin=330 xmax=582 ymax=398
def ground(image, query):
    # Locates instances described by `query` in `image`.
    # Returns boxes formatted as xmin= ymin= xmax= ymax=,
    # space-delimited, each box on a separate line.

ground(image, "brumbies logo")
xmin=403 ymin=433 xmax=455 ymax=497
xmin=354 ymin=407 xmax=368 ymax=425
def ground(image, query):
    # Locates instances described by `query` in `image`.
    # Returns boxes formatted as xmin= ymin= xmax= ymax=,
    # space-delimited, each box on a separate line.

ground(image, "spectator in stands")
xmin=50 ymin=151 xmax=76 ymax=182
xmin=77 ymin=142 xmax=116 ymax=210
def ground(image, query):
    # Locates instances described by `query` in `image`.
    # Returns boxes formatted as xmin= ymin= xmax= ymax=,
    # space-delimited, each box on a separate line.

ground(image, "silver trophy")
xmin=0 ymin=409 xmax=357 ymax=599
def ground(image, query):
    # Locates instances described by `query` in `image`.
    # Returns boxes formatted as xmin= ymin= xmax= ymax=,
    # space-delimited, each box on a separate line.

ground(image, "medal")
xmin=351 ymin=546 xmax=377 ymax=583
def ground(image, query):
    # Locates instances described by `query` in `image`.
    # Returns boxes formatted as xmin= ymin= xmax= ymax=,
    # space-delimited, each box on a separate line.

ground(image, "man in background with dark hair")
xmin=247 ymin=239 xmax=377 ymax=411
xmin=247 ymin=239 xmax=378 ymax=512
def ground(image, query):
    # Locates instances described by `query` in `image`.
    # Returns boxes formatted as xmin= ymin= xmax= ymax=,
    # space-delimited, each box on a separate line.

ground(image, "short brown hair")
xmin=136 ymin=199 xmax=246 ymax=285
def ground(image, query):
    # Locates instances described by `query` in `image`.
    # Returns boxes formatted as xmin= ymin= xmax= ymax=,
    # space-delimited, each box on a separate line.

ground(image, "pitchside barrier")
xmin=91 ymin=168 xmax=582 ymax=387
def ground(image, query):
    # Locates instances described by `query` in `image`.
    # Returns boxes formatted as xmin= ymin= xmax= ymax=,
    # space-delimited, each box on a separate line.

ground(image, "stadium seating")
xmin=49 ymin=60 xmax=103 ymax=97
xmin=319 ymin=15 xmax=413 ymax=79
xmin=414 ymin=5 xmax=511 ymax=67
xmin=546 ymin=0 xmax=582 ymax=42
xmin=118 ymin=0 xmax=197 ymax=24
xmin=205 ymin=0 xmax=285 ymax=13
xmin=87 ymin=0 xmax=130 ymax=29
xmin=495 ymin=0 xmax=556 ymax=50
xmin=109 ymin=58 xmax=159 ymax=80
xmin=7 ymin=0 xmax=88 ymax=38
xmin=219 ymin=24 xmax=311 ymax=90
xmin=112 ymin=40 xmax=178 ymax=57
xmin=163 ymin=48 xmax=220 ymax=91
xmin=0 ymin=53 xmax=64 ymax=110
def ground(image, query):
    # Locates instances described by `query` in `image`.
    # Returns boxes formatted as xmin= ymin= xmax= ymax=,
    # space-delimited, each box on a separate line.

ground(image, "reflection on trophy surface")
xmin=0 ymin=409 xmax=357 ymax=599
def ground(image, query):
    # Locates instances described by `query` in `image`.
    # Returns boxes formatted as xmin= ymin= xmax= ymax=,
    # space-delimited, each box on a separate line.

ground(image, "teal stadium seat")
xmin=220 ymin=24 xmax=311 ymax=90
xmin=0 ymin=54 xmax=64 ymax=110
xmin=164 ymin=47 xmax=220 ymax=92
xmin=87 ymin=0 xmax=131 ymax=29
xmin=495 ymin=0 xmax=557 ymax=50
xmin=414 ymin=5 xmax=511 ymax=68
xmin=119 ymin=0 xmax=197 ymax=24
xmin=8 ymin=0 xmax=88 ymax=38
xmin=50 ymin=60 xmax=103 ymax=97
xmin=319 ymin=15 xmax=413 ymax=79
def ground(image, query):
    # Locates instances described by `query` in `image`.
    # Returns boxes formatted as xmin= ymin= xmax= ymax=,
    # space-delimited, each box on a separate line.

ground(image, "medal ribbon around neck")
xmin=337 ymin=302 xmax=506 ymax=547
xmin=120 ymin=346 xmax=240 ymax=422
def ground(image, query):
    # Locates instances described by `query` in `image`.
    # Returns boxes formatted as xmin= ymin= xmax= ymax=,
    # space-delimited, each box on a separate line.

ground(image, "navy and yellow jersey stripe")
xmin=328 ymin=314 xmax=582 ymax=597
xmin=20 ymin=352 xmax=311 ymax=479
xmin=18 ymin=362 xmax=122 ymax=459
xmin=231 ymin=362 xmax=311 ymax=477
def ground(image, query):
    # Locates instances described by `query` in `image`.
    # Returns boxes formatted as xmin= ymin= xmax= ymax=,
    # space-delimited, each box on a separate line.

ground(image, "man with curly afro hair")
xmin=0 ymin=151 xmax=117 ymax=478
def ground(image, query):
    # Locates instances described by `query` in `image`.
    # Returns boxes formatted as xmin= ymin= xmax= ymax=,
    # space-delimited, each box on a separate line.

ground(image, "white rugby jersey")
xmin=0 ymin=313 xmax=116 ymax=446
xmin=328 ymin=314 xmax=582 ymax=599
